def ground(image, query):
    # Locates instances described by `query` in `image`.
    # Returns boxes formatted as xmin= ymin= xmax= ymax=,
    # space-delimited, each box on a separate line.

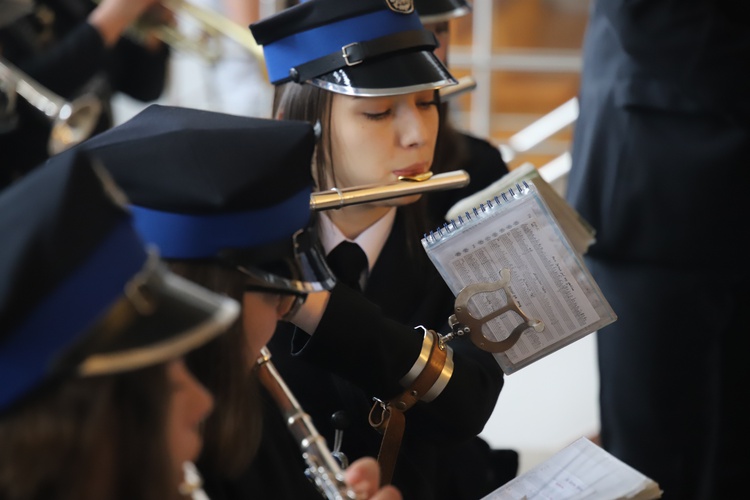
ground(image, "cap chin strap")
xmin=280 ymin=294 xmax=307 ymax=322
xmin=287 ymin=30 xmax=437 ymax=84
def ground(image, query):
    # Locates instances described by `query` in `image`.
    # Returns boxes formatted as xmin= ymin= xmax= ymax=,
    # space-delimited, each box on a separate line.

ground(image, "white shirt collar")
xmin=319 ymin=208 xmax=397 ymax=273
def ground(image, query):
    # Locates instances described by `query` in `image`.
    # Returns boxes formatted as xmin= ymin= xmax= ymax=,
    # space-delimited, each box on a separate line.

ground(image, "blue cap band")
xmin=130 ymin=187 xmax=313 ymax=259
xmin=0 ymin=221 xmax=148 ymax=411
xmin=263 ymin=9 xmax=423 ymax=84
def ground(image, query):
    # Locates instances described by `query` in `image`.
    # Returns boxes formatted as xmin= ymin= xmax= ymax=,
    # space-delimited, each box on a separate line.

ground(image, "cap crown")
xmin=251 ymin=0 xmax=456 ymax=96
xmin=63 ymin=105 xmax=317 ymax=260
xmin=73 ymin=105 xmax=315 ymax=214
xmin=0 ymin=152 xmax=143 ymax=340
xmin=57 ymin=105 xmax=335 ymax=295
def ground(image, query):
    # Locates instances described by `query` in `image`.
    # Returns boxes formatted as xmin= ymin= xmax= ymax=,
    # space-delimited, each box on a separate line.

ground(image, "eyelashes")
xmin=364 ymin=110 xmax=390 ymax=120
xmin=363 ymin=100 xmax=439 ymax=121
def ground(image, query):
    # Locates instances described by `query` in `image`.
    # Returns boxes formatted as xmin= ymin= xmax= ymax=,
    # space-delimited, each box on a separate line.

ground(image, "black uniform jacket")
xmin=567 ymin=0 xmax=750 ymax=268
xmin=202 ymin=218 xmax=505 ymax=500
xmin=566 ymin=2 xmax=750 ymax=499
xmin=271 ymin=210 xmax=504 ymax=499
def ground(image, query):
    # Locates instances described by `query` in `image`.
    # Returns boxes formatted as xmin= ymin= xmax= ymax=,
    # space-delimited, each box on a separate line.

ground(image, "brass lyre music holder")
xmin=440 ymin=268 xmax=544 ymax=353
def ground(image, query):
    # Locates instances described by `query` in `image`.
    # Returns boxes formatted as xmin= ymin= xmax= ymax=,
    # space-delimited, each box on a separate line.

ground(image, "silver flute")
xmin=255 ymin=347 xmax=360 ymax=500
xmin=310 ymin=169 xmax=470 ymax=211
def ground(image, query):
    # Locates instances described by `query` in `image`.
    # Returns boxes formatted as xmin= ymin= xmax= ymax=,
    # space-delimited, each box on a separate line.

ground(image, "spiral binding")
xmin=423 ymin=181 xmax=531 ymax=245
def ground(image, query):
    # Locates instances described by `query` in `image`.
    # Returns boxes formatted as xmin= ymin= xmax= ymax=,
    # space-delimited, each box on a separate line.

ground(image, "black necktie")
xmin=327 ymin=241 xmax=368 ymax=291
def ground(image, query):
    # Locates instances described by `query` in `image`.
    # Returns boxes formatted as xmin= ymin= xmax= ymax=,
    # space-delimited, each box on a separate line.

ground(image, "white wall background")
xmin=480 ymin=333 xmax=600 ymax=474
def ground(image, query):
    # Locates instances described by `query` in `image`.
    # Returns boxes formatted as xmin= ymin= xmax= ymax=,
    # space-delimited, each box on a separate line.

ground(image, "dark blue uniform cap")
xmin=0 ymin=151 xmax=239 ymax=413
xmin=58 ymin=104 xmax=335 ymax=296
xmin=251 ymin=0 xmax=457 ymax=96
xmin=414 ymin=0 xmax=472 ymax=23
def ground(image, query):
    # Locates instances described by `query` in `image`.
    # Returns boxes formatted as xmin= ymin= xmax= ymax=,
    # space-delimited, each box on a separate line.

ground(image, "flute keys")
xmin=331 ymin=411 xmax=351 ymax=469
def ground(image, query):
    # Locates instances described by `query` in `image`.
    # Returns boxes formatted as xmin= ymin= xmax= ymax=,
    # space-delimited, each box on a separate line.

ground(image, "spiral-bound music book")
xmin=422 ymin=181 xmax=616 ymax=374
xmin=445 ymin=162 xmax=596 ymax=256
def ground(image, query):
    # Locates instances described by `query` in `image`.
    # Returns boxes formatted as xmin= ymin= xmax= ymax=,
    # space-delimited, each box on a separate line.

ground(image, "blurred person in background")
xmin=186 ymin=0 xmax=274 ymax=117
xmin=0 ymin=0 xmax=170 ymax=189
xmin=567 ymin=1 xmax=750 ymax=498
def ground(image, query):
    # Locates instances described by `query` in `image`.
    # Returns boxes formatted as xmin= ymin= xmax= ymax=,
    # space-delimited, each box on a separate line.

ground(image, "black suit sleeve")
xmin=107 ymin=36 xmax=169 ymax=102
xmin=12 ymin=22 xmax=107 ymax=97
xmin=290 ymin=275 xmax=504 ymax=441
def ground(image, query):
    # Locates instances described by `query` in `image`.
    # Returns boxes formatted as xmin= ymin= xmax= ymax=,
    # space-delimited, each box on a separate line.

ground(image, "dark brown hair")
xmin=0 ymin=366 xmax=174 ymax=500
xmin=273 ymin=82 xmax=334 ymax=192
xmin=433 ymin=102 xmax=469 ymax=176
xmin=167 ymin=260 xmax=263 ymax=479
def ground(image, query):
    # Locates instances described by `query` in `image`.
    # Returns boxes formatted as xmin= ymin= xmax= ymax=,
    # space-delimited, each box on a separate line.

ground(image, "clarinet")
xmin=255 ymin=346 xmax=360 ymax=500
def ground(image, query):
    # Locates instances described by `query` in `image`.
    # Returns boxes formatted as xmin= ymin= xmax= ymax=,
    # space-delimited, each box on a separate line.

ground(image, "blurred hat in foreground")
xmin=250 ymin=0 xmax=457 ymax=96
xmin=61 ymin=104 xmax=335 ymax=296
xmin=414 ymin=0 xmax=472 ymax=23
xmin=0 ymin=151 xmax=239 ymax=412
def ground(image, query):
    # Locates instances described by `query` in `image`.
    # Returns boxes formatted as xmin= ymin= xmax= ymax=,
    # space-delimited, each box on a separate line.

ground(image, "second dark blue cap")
xmin=54 ymin=104 xmax=336 ymax=296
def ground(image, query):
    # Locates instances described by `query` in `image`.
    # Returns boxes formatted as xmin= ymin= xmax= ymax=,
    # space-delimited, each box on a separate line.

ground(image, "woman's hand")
xmin=88 ymin=0 xmax=166 ymax=47
xmin=345 ymin=457 xmax=402 ymax=500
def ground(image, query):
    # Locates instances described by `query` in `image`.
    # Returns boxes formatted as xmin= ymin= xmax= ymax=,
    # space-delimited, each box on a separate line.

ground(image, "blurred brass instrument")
xmin=130 ymin=0 xmax=265 ymax=69
xmin=0 ymin=57 xmax=102 ymax=154
xmin=256 ymin=347 xmax=360 ymax=500
xmin=439 ymin=75 xmax=476 ymax=100
xmin=310 ymin=169 xmax=470 ymax=211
